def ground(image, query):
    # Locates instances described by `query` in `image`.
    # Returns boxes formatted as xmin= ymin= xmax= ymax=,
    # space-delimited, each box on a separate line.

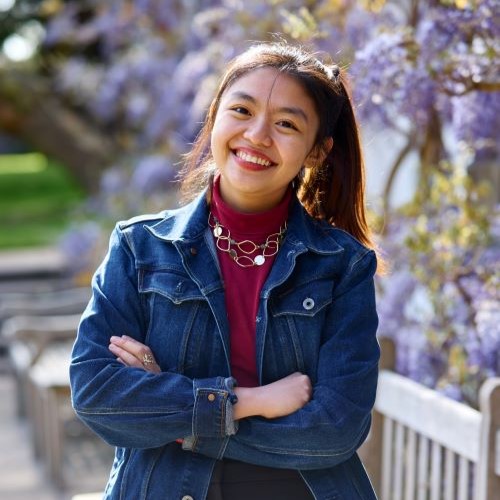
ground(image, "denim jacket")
xmin=70 ymin=191 xmax=380 ymax=500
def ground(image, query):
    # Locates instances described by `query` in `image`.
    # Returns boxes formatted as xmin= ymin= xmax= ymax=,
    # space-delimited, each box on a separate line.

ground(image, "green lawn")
xmin=0 ymin=153 xmax=85 ymax=249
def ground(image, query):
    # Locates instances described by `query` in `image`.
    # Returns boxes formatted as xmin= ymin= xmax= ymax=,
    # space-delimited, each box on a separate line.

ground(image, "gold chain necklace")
xmin=208 ymin=212 xmax=287 ymax=268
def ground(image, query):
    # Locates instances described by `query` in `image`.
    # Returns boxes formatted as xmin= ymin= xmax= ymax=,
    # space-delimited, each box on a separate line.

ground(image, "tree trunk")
xmin=417 ymin=107 xmax=445 ymax=201
xmin=468 ymin=159 xmax=500 ymax=207
xmin=0 ymin=68 xmax=116 ymax=193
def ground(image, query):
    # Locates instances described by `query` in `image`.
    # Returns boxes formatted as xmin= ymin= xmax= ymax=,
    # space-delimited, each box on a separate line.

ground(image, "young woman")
xmin=70 ymin=42 xmax=381 ymax=499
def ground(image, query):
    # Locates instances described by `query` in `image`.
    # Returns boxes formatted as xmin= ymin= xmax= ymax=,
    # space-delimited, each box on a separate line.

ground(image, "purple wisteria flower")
xmin=58 ymin=222 xmax=103 ymax=274
xmin=451 ymin=91 xmax=500 ymax=160
xmin=100 ymin=167 xmax=128 ymax=196
xmin=351 ymin=30 xmax=437 ymax=129
xmin=130 ymin=155 xmax=176 ymax=195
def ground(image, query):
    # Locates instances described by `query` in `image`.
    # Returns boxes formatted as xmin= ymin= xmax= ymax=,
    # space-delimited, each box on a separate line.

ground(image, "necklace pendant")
xmin=208 ymin=211 xmax=286 ymax=269
xmin=254 ymin=255 xmax=265 ymax=266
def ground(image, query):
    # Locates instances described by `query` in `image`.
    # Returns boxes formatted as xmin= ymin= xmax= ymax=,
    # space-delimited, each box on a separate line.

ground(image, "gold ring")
xmin=142 ymin=353 xmax=155 ymax=366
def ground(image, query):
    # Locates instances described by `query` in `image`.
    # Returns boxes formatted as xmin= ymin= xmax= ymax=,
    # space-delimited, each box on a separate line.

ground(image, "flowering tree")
xmin=2 ymin=0 xmax=498 ymax=406
xmin=349 ymin=0 xmax=499 ymax=211
xmin=376 ymin=164 xmax=498 ymax=407
xmin=341 ymin=0 xmax=499 ymax=407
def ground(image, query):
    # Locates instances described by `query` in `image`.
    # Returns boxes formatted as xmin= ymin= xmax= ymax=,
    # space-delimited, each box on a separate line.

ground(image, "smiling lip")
xmin=232 ymin=147 xmax=276 ymax=170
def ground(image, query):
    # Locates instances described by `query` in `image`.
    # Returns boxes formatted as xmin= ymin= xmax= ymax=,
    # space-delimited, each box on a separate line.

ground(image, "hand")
xmin=234 ymin=372 xmax=312 ymax=420
xmin=109 ymin=335 xmax=161 ymax=374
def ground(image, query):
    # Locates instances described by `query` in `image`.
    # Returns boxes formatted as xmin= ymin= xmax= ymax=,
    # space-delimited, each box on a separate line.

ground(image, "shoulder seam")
xmin=350 ymin=248 xmax=375 ymax=272
xmin=324 ymin=225 xmax=373 ymax=254
xmin=118 ymin=211 xmax=170 ymax=230
xmin=114 ymin=224 xmax=137 ymax=262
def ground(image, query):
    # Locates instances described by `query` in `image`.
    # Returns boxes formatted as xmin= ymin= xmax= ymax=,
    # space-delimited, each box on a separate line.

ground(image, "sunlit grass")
xmin=0 ymin=152 xmax=48 ymax=174
xmin=0 ymin=153 xmax=85 ymax=249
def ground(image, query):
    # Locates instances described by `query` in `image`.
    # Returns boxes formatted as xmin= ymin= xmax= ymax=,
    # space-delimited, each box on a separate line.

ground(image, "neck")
xmin=210 ymin=175 xmax=291 ymax=237
xmin=217 ymin=178 xmax=289 ymax=214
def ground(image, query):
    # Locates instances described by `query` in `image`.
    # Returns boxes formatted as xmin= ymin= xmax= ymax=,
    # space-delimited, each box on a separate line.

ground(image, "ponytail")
xmin=300 ymin=76 xmax=370 ymax=245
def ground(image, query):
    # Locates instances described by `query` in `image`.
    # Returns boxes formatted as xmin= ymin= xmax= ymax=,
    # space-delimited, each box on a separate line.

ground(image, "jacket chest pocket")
xmin=267 ymin=278 xmax=334 ymax=382
xmin=138 ymin=270 xmax=223 ymax=377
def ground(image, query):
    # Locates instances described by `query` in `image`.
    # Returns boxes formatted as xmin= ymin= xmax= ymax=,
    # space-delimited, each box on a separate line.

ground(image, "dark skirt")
xmin=206 ymin=458 xmax=315 ymax=500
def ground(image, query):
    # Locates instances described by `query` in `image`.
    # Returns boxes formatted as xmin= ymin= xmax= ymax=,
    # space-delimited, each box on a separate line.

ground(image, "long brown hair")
xmin=181 ymin=42 xmax=381 ymax=265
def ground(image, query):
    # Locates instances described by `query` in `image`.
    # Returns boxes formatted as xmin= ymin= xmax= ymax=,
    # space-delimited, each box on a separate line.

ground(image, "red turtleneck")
xmin=211 ymin=177 xmax=291 ymax=387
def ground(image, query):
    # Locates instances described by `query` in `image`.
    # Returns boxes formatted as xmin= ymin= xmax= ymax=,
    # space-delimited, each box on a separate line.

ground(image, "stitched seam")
xmin=140 ymin=448 xmax=163 ymax=500
xmin=119 ymin=449 xmax=136 ymax=500
xmin=75 ymin=408 xmax=186 ymax=414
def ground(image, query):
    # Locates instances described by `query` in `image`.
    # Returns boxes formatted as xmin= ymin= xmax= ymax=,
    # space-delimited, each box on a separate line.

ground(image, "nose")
xmin=243 ymin=117 xmax=272 ymax=147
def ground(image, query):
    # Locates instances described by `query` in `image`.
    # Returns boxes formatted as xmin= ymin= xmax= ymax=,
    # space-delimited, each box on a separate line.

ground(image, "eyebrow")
xmin=228 ymin=91 xmax=309 ymax=123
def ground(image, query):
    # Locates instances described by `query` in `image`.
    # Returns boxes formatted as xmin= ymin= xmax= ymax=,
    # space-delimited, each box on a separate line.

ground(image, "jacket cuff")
xmin=192 ymin=376 xmax=239 ymax=438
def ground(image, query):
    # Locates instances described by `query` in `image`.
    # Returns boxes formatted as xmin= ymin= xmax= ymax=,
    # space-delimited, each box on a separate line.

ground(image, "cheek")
xmin=210 ymin=130 xmax=231 ymax=171
xmin=210 ymin=119 xmax=229 ymax=153
xmin=209 ymin=130 xmax=216 ymax=156
xmin=210 ymin=126 xmax=223 ymax=159
xmin=282 ymin=140 xmax=313 ymax=167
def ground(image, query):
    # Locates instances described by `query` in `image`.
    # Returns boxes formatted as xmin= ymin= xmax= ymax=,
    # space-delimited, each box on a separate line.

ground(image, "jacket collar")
xmin=285 ymin=195 xmax=344 ymax=255
xmin=145 ymin=189 xmax=344 ymax=255
xmin=145 ymin=190 xmax=209 ymax=242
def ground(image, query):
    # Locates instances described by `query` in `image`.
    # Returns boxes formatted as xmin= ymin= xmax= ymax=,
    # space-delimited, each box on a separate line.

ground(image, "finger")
xmin=110 ymin=335 xmax=154 ymax=361
xmin=109 ymin=343 xmax=144 ymax=369
xmin=122 ymin=335 xmax=141 ymax=344
xmin=109 ymin=342 xmax=160 ymax=373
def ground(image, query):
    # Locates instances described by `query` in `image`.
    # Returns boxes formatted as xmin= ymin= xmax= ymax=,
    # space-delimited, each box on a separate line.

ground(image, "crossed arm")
xmin=109 ymin=334 xmax=313 ymax=421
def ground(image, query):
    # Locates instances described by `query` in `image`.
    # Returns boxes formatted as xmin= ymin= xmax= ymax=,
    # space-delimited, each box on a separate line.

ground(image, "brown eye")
xmin=231 ymin=106 xmax=250 ymax=115
xmin=277 ymin=120 xmax=297 ymax=130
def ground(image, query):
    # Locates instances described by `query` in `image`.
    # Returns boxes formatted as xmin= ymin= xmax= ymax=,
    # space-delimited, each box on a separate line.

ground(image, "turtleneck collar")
xmin=211 ymin=175 xmax=292 ymax=239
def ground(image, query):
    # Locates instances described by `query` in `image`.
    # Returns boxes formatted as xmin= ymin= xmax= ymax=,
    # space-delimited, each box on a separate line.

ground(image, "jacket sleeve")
xmin=70 ymin=225 xmax=238 ymax=449
xmin=186 ymin=249 xmax=379 ymax=469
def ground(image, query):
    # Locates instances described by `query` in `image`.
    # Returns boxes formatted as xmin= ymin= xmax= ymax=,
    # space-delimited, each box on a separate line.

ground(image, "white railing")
xmin=359 ymin=338 xmax=500 ymax=500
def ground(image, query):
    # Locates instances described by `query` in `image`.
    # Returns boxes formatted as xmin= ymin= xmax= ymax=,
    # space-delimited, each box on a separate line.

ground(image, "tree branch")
xmin=381 ymin=132 xmax=417 ymax=232
xmin=0 ymin=67 xmax=117 ymax=193
xmin=441 ymin=80 xmax=500 ymax=96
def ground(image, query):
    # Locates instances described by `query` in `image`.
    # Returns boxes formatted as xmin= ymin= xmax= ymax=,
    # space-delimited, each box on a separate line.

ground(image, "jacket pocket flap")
xmin=270 ymin=279 xmax=333 ymax=317
xmin=139 ymin=270 xmax=204 ymax=303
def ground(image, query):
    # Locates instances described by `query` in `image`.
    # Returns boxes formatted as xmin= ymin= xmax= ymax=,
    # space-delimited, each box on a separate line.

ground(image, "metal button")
xmin=303 ymin=298 xmax=315 ymax=310
xmin=181 ymin=496 xmax=194 ymax=500
xmin=207 ymin=393 xmax=216 ymax=402
xmin=190 ymin=247 xmax=197 ymax=255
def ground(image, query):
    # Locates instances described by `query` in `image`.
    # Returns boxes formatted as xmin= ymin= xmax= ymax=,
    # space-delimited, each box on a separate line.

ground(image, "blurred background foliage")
xmin=0 ymin=0 xmax=498 ymax=408
xmin=0 ymin=154 xmax=83 ymax=248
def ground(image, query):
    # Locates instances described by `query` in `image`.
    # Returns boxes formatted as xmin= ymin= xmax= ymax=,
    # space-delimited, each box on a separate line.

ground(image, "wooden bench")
xmin=2 ymin=313 xmax=81 ymax=416
xmin=0 ymin=286 xmax=89 ymax=323
xmin=0 ymin=287 xmax=89 ymax=352
xmin=3 ymin=313 xmax=114 ymax=490
xmin=359 ymin=338 xmax=500 ymax=500
xmin=1 ymin=313 xmax=81 ymax=488
xmin=27 ymin=340 xmax=74 ymax=488
xmin=5 ymin=318 xmax=106 ymax=489
xmin=0 ymin=276 xmax=76 ymax=294
xmin=0 ymin=247 xmax=68 ymax=281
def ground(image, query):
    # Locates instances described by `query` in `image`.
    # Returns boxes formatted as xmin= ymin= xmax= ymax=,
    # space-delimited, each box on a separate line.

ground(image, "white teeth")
xmin=236 ymin=150 xmax=272 ymax=167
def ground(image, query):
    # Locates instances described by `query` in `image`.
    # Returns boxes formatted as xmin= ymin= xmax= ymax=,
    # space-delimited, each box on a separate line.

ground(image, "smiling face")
xmin=210 ymin=67 xmax=320 ymax=213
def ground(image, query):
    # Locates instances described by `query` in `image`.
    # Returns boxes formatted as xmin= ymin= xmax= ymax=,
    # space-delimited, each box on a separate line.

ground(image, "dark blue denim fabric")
xmin=70 ymin=191 xmax=380 ymax=499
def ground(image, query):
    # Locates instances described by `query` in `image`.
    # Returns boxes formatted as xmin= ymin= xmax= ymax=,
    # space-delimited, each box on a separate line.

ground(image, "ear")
xmin=305 ymin=137 xmax=333 ymax=168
